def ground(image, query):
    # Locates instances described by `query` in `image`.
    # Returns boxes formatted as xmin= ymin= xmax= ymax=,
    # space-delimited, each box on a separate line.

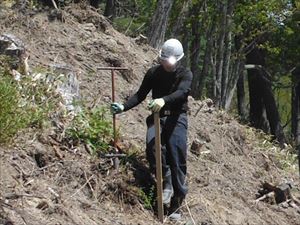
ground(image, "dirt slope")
xmin=0 ymin=4 xmax=299 ymax=225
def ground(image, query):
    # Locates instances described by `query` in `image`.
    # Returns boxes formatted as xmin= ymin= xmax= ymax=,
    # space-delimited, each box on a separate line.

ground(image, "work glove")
xmin=111 ymin=102 xmax=124 ymax=114
xmin=148 ymin=98 xmax=165 ymax=112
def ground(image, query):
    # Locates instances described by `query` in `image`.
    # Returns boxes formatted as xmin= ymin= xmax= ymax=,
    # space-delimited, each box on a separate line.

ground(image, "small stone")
xmin=190 ymin=139 xmax=206 ymax=156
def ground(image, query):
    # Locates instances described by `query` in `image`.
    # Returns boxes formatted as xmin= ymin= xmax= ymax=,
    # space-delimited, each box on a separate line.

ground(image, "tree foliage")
xmin=102 ymin=0 xmax=299 ymax=144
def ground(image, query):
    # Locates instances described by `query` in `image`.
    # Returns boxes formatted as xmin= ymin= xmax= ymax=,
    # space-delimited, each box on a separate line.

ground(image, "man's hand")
xmin=111 ymin=102 xmax=124 ymax=114
xmin=148 ymin=98 xmax=165 ymax=112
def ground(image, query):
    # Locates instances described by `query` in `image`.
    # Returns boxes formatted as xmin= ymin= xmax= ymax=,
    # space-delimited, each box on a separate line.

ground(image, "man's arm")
xmin=123 ymin=68 xmax=153 ymax=111
xmin=162 ymin=69 xmax=193 ymax=104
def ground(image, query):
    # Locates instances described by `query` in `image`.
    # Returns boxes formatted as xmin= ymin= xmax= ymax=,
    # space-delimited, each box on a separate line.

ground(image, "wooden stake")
xmin=154 ymin=112 xmax=164 ymax=223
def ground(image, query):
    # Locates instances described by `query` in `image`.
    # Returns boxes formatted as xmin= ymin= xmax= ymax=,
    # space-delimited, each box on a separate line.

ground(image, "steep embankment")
xmin=0 ymin=4 xmax=299 ymax=225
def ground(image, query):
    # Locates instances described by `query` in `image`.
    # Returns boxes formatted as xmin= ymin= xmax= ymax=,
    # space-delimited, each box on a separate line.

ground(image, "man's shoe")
xmin=169 ymin=211 xmax=181 ymax=221
xmin=168 ymin=196 xmax=184 ymax=221
xmin=162 ymin=187 xmax=174 ymax=205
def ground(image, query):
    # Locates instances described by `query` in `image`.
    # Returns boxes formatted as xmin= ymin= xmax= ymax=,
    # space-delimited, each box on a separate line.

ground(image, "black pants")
xmin=146 ymin=113 xmax=188 ymax=197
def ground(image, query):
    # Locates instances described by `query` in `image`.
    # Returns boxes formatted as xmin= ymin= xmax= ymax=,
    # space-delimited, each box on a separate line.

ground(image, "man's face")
xmin=160 ymin=57 xmax=177 ymax=72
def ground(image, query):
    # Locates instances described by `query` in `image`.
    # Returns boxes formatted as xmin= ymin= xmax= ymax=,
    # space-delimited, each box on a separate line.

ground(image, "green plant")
xmin=0 ymin=73 xmax=26 ymax=142
xmin=0 ymin=69 xmax=55 ymax=143
xmin=246 ymin=126 xmax=298 ymax=172
xmin=67 ymin=106 xmax=113 ymax=155
xmin=113 ymin=17 xmax=146 ymax=36
xmin=138 ymin=185 xmax=155 ymax=210
xmin=274 ymin=147 xmax=298 ymax=172
xmin=0 ymin=74 xmax=50 ymax=143
xmin=120 ymin=146 xmax=140 ymax=165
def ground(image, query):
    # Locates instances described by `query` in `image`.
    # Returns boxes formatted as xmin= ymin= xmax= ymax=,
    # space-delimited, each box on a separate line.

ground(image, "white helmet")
xmin=159 ymin=39 xmax=184 ymax=65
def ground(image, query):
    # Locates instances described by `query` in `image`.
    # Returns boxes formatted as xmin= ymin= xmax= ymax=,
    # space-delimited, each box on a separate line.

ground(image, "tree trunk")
xmin=214 ymin=1 xmax=227 ymax=108
xmin=181 ymin=26 xmax=190 ymax=68
xmin=224 ymin=59 xmax=244 ymax=110
xmin=104 ymin=0 xmax=115 ymax=18
xmin=291 ymin=67 xmax=300 ymax=167
xmin=209 ymin=48 xmax=217 ymax=99
xmin=248 ymin=68 xmax=269 ymax=131
xmin=246 ymin=49 xmax=269 ymax=132
xmin=148 ymin=0 xmax=174 ymax=49
xmin=237 ymin=70 xmax=247 ymax=121
xmin=170 ymin=0 xmax=191 ymax=37
xmin=195 ymin=18 xmax=216 ymax=99
xmin=190 ymin=7 xmax=202 ymax=98
xmin=221 ymin=1 xmax=234 ymax=108
xmin=246 ymin=48 xmax=286 ymax=147
xmin=90 ymin=0 xmax=100 ymax=8
xmin=261 ymin=71 xmax=286 ymax=147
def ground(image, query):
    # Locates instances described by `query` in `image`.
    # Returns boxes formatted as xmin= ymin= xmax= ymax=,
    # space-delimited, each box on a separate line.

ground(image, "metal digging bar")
xmin=98 ymin=67 xmax=128 ymax=170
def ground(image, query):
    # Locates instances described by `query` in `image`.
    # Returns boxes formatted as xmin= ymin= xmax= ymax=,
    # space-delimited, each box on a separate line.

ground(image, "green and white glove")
xmin=148 ymin=98 xmax=165 ymax=112
xmin=111 ymin=102 xmax=124 ymax=114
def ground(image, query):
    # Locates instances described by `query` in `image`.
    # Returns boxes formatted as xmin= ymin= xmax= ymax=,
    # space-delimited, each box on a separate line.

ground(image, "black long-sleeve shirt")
xmin=123 ymin=64 xmax=193 ymax=112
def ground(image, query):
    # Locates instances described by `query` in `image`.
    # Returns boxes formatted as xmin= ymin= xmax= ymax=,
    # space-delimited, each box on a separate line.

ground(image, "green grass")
xmin=0 ymin=68 xmax=57 ymax=143
xmin=247 ymin=126 xmax=298 ymax=172
xmin=113 ymin=17 xmax=146 ymax=36
xmin=67 ymin=106 xmax=113 ymax=155
xmin=0 ymin=73 xmax=25 ymax=142
xmin=138 ymin=185 xmax=155 ymax=210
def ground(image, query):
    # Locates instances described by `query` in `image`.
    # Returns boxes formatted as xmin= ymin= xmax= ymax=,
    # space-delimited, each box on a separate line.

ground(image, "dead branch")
xmin=84 ymin=171 xmax=95 ymax=199
xmin=4 ymin=193 xmax=45 ymax=200
xmin=255 ymin=191 xmax=275 ymax=204
xmin=10 ymin=161 xmax=29 ymax=178
xmin=185 ymin=199 xmax=196 ymax=225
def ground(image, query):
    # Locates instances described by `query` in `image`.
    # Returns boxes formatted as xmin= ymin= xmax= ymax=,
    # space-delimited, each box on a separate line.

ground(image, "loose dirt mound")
xmin=0 ymin=4 xmax=299 ymax=225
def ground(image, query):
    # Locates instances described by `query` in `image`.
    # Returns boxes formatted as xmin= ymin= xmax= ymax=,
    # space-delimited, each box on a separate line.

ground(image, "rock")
xmin=34 ymin=151 xmax=47 ymax=168
xmin=36 ymin=201 xmax=49 ymax=210
xmin=12 ymin=69 xmax=21 ymax=81
xmin=51 ymin=64 xmax=81 ymax=114
xmin=204 ymin=98 xmax=214 ymax=107
xmin=48 ymin=9 xmax=64 ymax=22
xmin=105 ymin=56 xmax=123 ymax=67
xmin=0 ymin=33 xmax=25 ymax=57
xmin=190 ymin=138 xmax=206 ymax=156
xmin=0 ymin=33 xmax=26 ymax=72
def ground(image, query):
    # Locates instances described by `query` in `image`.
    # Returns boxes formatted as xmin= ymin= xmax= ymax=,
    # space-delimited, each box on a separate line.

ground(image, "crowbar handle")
xmin=98 ymin=67 xmax=128 ymax=170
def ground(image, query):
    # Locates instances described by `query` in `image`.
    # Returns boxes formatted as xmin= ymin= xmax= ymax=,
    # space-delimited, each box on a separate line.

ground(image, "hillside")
xmin=0 ymin=4 xmax=299 ymax=225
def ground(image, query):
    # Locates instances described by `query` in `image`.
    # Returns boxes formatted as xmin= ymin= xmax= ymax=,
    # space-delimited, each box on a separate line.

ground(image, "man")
xmin=111 ymin=39 xmax=193 ymax=220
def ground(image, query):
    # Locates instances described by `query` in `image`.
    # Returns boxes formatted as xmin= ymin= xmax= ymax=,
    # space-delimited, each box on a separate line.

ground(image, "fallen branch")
xmin=255 ymin=191 xmax=275 ymax=204
xmin=289 ymin=201 xmax=300 ymax=213
xmin=255 ymin=181 xmax=300 ymax=214
xmin=4 ymin=193 xmax=45 ymax=200
xmin=84 ymin=171 xmax=95 ymax=199
xmin=10 ymin=161 xmax=29 ymax=178
xmin=185 ymin=199 xmax=196 ymax=225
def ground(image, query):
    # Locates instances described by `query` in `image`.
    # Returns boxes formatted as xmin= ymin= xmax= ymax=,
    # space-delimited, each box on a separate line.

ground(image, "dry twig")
xmin=64 ymin=175 xmax=94 ymax=202
xmin=185 ymin=199 xmax=196 ymax=225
